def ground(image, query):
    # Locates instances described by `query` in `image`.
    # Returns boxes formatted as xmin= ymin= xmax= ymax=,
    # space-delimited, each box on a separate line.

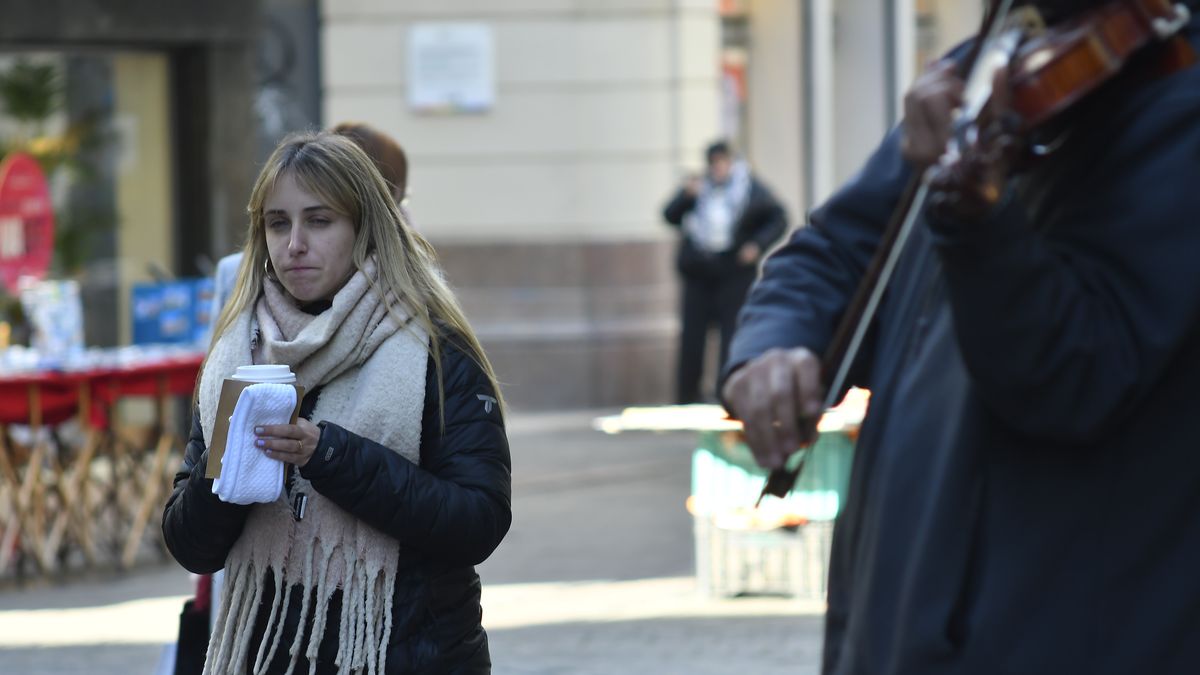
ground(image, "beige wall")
xmin=321 ymin=0 xmax=722 ymax=408
xmin=322 ymin=0 xmax=721 ymax=244
xmin=318 ymin=0 xmax=978 ymax=408
xmin=114 ymin=52 xmax=173 ymax=346
xmin=926 ymin=0 xmax=983 ymax=58
xmin=745 ymin=0 xmax=804 ymax=229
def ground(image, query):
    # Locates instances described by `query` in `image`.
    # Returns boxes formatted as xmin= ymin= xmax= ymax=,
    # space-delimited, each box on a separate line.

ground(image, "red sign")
xmin=0 ymin=152 xmax=55 ymax=294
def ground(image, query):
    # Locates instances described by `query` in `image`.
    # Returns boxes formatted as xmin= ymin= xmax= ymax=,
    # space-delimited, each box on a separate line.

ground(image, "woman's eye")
xmin=310 ymin=217 xmax=330 ymax=226
xmin=267 ymin=219 xmax=288 ymax=230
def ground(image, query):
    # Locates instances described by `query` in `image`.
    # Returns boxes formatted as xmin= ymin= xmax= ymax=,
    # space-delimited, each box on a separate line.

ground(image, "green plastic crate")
xmin=691 ymin=429 xmax=855 ymax=521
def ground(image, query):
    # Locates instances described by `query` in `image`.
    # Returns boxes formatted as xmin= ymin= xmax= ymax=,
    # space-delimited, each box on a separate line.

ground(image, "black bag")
xmin=173 ymin=598 xmax=210 ymax=675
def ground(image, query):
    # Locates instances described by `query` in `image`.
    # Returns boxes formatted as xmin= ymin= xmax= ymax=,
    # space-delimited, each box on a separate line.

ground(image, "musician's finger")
xmin=929 ymin=78 xmax=965 ymax=154
xmin=747 ymin=356 xmax=790 ymax=470
xmin=903 ymin=89 xmax=939 ymax=165
xmin=741 ymin=369 xmax=782 ymax=469
xmin=791 ymin=350 xmax=825 ymax=445
xmin=726 ymin=359 xmax=777 ymax=469
xmin=904 ymin=67 xmax=964 ymax=166
xmin=989 ymin=66 xmax=1011 ymax=118
xmin=765 ymin=361 xmax=801 ymax=467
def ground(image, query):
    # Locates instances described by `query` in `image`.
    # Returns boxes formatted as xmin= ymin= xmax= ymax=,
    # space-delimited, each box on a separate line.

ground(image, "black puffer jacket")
xmin=662 ymin=178 xmax=788 ymax=278
xmin=162 ymin=339 xmax=512 ymax=674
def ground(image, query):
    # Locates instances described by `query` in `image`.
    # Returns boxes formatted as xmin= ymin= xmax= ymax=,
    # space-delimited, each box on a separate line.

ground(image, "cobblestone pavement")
xmin=0 ymin=409 xmax=825 ymax=674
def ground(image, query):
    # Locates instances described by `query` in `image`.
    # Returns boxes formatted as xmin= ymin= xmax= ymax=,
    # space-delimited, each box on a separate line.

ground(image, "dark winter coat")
xmin=725 ymin=20 xmax=1200 ymax=675
xmin=662 ymin=177 xmax=787 ymax=278
xmin=163 ymin=339 xmax=511 ymax=674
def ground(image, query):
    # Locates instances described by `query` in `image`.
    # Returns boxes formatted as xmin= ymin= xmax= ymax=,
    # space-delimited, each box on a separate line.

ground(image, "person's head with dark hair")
xmin=705 ymin=140 xmax=735 ymax=184
xmin=331 ymin=122 xmax=409 ymax=203
xmin=706 ymin=140 xmax=731 ymax=163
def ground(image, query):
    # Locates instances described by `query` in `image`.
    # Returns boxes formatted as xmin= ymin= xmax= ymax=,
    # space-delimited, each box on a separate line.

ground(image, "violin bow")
xmin=756 ymin=0 xmax=1021 ymax=505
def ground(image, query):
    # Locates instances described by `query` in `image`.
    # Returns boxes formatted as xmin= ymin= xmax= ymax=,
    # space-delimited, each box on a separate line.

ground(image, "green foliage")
xmin=0 ymin=59 xmax=60 ymax=127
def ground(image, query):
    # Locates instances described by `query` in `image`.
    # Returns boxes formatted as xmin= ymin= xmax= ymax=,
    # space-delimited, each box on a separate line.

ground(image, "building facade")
xmin=0 ymin=0 xmax=983 ymax=409
xmin=320 ymin=0 xmax=981 ymax=409
xmin=322 ymin=0 xmax=722 ymax=408
xmin=0 ymin=0 xmax=262 ymax=346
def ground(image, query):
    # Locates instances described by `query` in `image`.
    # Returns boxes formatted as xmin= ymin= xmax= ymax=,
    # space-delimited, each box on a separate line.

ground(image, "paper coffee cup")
xmin=231 ymin=364 xmax=296 ymax=384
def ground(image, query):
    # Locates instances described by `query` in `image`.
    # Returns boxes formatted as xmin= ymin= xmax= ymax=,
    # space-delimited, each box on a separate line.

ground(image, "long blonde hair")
xmin=208 ymin=130 xmax=503 ymax=417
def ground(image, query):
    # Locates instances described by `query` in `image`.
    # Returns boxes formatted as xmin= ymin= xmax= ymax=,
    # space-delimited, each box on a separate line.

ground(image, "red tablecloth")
xmin=0 ymin=354 xmax=204 ymax=428
xmin=0 ymin=370 xmax=93 ymax=426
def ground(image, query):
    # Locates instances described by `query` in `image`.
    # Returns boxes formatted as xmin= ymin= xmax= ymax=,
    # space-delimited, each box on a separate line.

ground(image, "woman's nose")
xmin=288 ymin=227 xmax=307 ymax=254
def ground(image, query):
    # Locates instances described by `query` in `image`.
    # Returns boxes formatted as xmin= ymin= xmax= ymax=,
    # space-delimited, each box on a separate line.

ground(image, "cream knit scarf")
xmin=197 ymin=259 xmax=429 ymax=675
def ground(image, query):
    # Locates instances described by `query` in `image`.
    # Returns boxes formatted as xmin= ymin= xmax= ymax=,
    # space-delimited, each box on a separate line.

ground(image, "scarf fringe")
xmin=206 ymin=537 xmax=399 ymax=674
xmin=303 ymin=547 xmax=334 ymax=675
xmin=206 ymin=559 xmax=261 ymax=675
xmin=284 ymin=543 xmax=317 ymax=675
xmin=336 ymin=544 xmax=356 ymax=670
xmin=234 ymin=561 xmax=269 ymax=669
xmin=377 ymin=573 xmax=395 ymax=675
xmin=363 ymin=571 xmax=376 ymax=672
xmin=252 ymin=568 xmax=289 ymax=674
xmin=204 ymin=562 xmax=236 ymax=674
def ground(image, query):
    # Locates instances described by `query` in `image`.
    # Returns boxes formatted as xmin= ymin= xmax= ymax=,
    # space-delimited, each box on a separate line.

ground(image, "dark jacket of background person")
xmin=662 ymin=178 xmax=787 ymax=279
xmin=724 ymin=21 xmax=1200 ymax=675
xmin=163 ymin=340 xmax=511 ymax=674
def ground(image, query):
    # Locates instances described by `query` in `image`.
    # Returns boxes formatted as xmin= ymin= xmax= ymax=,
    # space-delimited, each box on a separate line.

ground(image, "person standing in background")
xmin=662 ymin=140 xmax=786 ymax=403
xmin=329 ymin=122 xmax=409 ymax=208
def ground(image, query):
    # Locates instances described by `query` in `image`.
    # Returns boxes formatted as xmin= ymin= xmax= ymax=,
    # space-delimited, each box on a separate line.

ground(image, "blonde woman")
xmin=163 ymin=131 xmax=511 ymax=674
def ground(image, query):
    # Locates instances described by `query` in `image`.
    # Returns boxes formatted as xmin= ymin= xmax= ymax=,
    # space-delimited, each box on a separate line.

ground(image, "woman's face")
xmin=263 ymin=172 xmax=357 ymax=303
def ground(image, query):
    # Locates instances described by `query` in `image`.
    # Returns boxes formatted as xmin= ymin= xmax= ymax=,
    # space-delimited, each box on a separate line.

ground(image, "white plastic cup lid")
xmin=231 ymin=364 xmax=296 ymax=384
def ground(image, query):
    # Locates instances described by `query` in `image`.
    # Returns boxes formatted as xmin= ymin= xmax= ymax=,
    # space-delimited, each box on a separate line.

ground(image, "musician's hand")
xmin=737 ymin=242 xmax=762 ymax=266
xmin=927 ymin=67 xmax=1022 ymax=224
xmin=722 ymin=347 xmax=824 ymax=470
xmin=901 ymin=59 xmax=964 ymax=168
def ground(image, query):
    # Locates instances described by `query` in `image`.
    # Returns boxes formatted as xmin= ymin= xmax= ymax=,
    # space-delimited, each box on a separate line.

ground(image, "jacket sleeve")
xmin=931 ymin=73 xmax=1200 ymax=443
xmin=662 ymin=188 xmax=696 ymax=227
xmin=299 ymin=344 xmax=512 ymax=567
xmin=723 ymin=128 xmax=913 ymax=382
xmin=161 ymin=407 xmax=253 ymax=574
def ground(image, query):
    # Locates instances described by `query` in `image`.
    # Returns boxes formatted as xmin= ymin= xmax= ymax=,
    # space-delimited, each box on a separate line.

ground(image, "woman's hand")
xmin=255 ymin=418 xmax=321 ymax=468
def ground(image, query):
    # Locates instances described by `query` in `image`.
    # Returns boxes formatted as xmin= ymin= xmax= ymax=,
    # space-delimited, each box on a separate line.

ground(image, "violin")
xmin=1004 ymin=0 xmax=1193 ymax=132
xmin=757 ymin=0 xmax=1196 ymax=503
